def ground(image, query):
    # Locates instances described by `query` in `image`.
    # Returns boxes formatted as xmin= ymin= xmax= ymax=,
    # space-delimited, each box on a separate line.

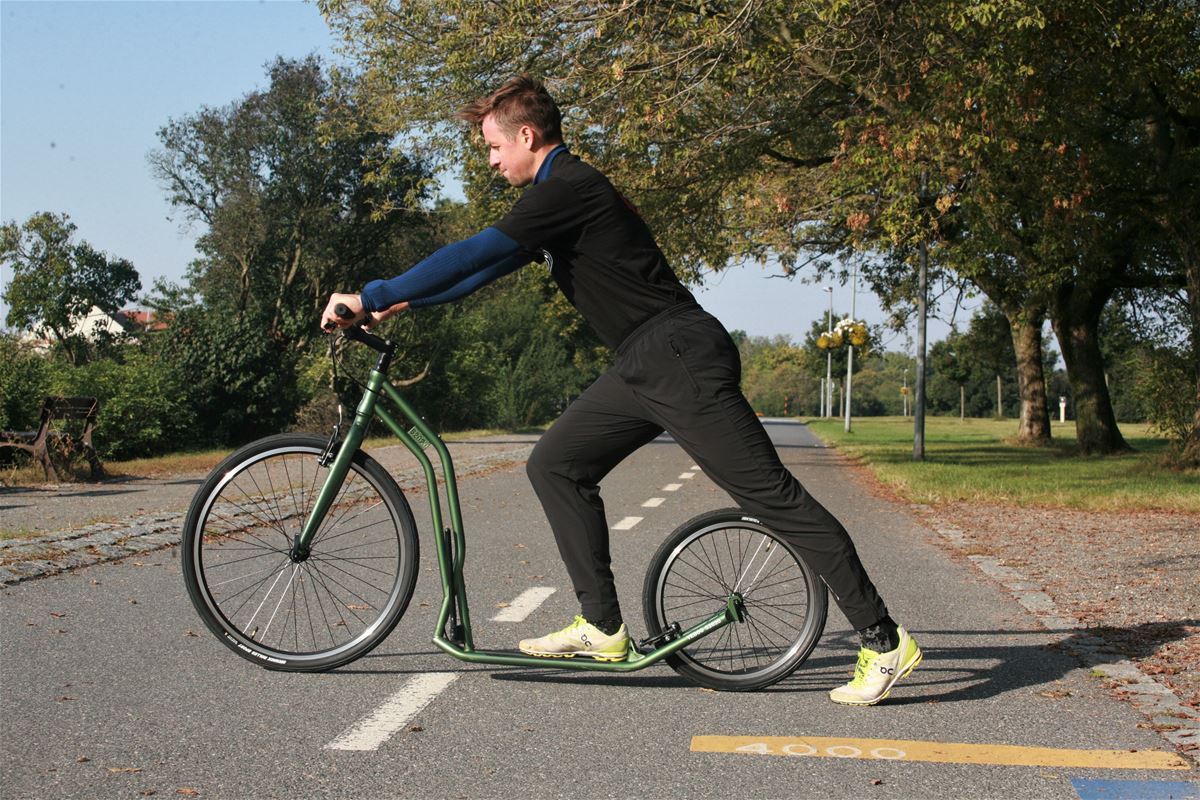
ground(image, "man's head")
xmin=459 ymin=75 xmax=563 ymax=187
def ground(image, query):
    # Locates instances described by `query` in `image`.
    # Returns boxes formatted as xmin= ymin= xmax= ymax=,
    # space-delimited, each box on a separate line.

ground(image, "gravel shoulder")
xmin=837 ymin=458 xmax=1199 ymax=754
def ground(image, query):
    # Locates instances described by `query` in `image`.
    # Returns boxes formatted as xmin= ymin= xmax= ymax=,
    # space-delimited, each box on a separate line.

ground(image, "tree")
xmin=148 ymin=56 xmax=443 ymax=441
xmin=149 ymin=56 xmax=440 ymax=347
xmin=738 ymin=335 xmax=818 ymax=416
xmin=1 ymin=212 xmax=140 ymax=365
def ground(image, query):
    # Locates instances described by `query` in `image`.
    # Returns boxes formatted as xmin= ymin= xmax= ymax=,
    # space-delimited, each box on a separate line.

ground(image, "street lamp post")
xmin=844 ymin=265 xmax=857 ymax=433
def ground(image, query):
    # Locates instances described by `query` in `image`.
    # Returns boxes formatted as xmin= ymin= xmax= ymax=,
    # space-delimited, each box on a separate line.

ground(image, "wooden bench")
xmin=0 ymin=396 xmax=104 ymax=481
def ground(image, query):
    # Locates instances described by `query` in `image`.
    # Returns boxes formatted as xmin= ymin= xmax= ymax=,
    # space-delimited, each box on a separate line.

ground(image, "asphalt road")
xmin=1 ymin=421 xmax=1193 ymax=799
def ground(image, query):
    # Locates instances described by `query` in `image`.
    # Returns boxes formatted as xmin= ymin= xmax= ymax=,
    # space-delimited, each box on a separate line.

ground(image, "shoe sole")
xmin=830 ymin=649 xmax=923 ymax=707
xmin=519 ymin=648 xmax=627 ymax=663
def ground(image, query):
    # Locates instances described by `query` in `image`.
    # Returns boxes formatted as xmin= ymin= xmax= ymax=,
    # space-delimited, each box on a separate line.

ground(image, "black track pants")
xmin=526 ymin=304 xmax=890 ymax=630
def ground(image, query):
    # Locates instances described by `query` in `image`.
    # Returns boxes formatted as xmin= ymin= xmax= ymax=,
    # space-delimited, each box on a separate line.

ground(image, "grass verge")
xmin=0 ymin=427 xmax=539 ymax=485
xmin=803 ymin=416 xmax=1199 ymax=513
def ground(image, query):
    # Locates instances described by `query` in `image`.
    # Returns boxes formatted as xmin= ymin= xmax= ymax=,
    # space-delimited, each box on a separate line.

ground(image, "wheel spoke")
xmin=188 ymin=443 xmax=415 ymax=665
xmin=651 ymin=518 xmax=825 ymax=687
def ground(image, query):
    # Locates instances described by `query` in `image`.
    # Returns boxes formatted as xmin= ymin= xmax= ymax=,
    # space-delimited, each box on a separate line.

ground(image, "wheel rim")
xmin=654 ymin=521 xmax=814 ymax=678
xmin=192 ymin=446 xmax=407 ymax=662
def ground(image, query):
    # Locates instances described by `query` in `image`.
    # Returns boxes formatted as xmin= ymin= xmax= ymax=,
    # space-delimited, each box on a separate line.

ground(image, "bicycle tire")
xmin=642 ymin=508 xmax=827 ymax=691
xmin=182 ymin=434 xmax=419 ymax=672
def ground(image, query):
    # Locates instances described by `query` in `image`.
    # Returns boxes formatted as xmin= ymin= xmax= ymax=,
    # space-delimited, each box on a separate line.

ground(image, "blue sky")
xmin=1 ymin=0 xmax=957 ymax=347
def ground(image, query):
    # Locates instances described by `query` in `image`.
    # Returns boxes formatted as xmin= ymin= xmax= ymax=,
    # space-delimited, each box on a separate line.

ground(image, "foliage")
xmin=317 ymin=0 xmax=1199 ymax=454
xmin=47 ymin=344 xmax=196 ymax=461
xmin=1 ymin=212 xmax=141 ymax=365
xmin=738 ymin=335 xmax=817 ymax=416
xmin=146 ymin=56 xmax=450 ymax=441
xmin=156 ymin=306 xmax=302 ymax=445
xmin=1101 ymin=290 xmax=1198 ymax=449
xmin=0 ymin=335 xmax=53 ymax=433
xmin=149 ymin=55 xmax=441 ymax=356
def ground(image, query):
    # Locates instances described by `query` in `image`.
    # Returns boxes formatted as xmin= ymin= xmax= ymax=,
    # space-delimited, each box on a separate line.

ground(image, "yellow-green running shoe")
xmin=518 ymin=615 xmax=629 ymax=661
xmin=829 ymin=627 xmax=922 ymax=706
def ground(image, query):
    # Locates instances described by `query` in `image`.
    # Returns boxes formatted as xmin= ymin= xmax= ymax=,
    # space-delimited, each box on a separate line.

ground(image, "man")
xmin=322 ymin=75 xmax=920 ymax=705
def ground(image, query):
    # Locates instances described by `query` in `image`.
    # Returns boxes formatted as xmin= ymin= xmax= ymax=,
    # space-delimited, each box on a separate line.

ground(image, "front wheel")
xmin=182 ymin=434 xmax=419 ymax=672
xmin=642 ymin=509 xmax=827 ymax=691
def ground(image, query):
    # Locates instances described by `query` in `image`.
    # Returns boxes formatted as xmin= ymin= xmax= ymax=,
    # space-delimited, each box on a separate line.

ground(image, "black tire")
xmin=182 ymin=434 xmax=419 ymax=672
xmin=642 ymin=508 xmax=827 ymax=691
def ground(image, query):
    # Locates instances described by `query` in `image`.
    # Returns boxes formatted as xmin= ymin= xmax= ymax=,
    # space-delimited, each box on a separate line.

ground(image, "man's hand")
xmin=321 ymin=293 xmax=411 ymax=331
xmin=321 ymin=293 xmax=366 ymax=331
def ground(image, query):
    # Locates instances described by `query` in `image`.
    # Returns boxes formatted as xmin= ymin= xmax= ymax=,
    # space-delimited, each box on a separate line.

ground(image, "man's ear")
xmin=519 ymin=124 xmax=538 ymax=150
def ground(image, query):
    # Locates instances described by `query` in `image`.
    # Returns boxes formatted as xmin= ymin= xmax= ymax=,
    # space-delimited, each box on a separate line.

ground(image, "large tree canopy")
xmin=319 ymin=0 xmax=1199 ymax=458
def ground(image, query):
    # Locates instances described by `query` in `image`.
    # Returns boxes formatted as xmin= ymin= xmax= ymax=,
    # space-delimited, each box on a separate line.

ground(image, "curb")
xmin=0 ymin=445 xmax=535 ymax=588
xmin=928 ymin=513 xmax=1199 ymax=756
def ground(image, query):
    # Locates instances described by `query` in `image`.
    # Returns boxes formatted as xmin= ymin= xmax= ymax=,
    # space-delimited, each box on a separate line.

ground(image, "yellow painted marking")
xmin=690 ymin=736 xmax=1191 ymax=771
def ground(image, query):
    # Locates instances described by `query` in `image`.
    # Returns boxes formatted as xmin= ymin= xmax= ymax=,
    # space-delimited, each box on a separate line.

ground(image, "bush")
xmin=49 ymin=347 xmax=197 ymax=460
xmin=0 ymin=335 xmax=53 ymax=432
xmin=159 ymin=308 xmax=303 ymax=445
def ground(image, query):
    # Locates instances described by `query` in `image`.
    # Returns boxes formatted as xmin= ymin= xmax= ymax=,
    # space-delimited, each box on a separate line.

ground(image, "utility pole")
xmin=843 ymin=266 xmax=857 ymax=433
xmin=914 ymin=170 xmax=929 ymax=461
xmin=824 ymin=287 xmax=833 ymax=419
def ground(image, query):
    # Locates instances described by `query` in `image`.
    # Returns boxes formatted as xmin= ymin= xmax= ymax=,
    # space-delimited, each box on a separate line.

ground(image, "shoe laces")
xmin=561 ymin=615 xmax=589 ymax=634
xmin=848 ymin=647 xmax=878 ymax=688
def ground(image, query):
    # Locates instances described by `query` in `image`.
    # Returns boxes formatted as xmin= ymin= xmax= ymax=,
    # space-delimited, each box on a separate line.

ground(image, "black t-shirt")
xmin=493 ymin=152 xmax=696 ymax=349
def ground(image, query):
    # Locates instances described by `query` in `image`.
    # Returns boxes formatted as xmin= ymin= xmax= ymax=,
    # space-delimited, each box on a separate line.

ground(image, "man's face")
xmin=482 ymin=114 xmax=537 ymax=187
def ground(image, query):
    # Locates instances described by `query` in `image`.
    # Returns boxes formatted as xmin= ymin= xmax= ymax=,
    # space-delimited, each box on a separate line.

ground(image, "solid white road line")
xmin=663 ymin=483 xmax=683 ymax=492
xmin=612 ymin=516 xmax=643 ymax=530
xmin=491 ymin=586 xmax=557 ymax=622
xmin=326 ymin=673 xmax=461 ymax=752
xmin=642 ymin=497 xmax=665 ymax=508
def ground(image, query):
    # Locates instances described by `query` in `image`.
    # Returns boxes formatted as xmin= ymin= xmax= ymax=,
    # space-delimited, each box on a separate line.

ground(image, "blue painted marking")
xmin=1071 ymin=778 xmax=1200 ymax=800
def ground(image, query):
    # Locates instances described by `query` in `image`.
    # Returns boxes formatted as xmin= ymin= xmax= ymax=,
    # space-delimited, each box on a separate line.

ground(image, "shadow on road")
xmin=327 ymin=620 xmax=1198 ymax=699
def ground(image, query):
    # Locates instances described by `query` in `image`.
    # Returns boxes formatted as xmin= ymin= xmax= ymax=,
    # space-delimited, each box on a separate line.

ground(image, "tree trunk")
xmin=1051 ymin=282 xmax=1131 ymax=455
xmin=1008 ymin=311 xmax=1053 ymax=445
xmin=970 ymin=271 xmax=1053 ymax=445
xmin=1180 ymin=242 xmax=1200 ymax=466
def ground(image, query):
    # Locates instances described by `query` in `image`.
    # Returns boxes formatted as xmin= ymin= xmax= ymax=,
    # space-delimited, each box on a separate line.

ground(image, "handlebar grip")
xmin=323 ymin=302 xmax=359 ymax=331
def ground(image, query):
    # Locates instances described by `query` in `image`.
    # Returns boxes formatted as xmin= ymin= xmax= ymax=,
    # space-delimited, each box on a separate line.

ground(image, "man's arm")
xmin=406 ymin=251 xmax=531 ymax=307
xmin=359 ymin=227 xmax=526 ymax=312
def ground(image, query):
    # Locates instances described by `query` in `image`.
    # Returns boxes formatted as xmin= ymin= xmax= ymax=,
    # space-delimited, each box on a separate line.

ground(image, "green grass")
xmin=803 ymin=416 xmax=1199 ymax=513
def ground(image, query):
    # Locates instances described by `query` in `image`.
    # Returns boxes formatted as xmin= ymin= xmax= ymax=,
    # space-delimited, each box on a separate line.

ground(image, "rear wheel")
xmin=642 ymin=508 xmax=827 ymax=691
xmin=181 ymin=434 xmax=418 ymax=671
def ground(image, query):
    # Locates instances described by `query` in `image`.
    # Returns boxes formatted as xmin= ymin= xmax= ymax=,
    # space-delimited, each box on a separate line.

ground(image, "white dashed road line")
xmin=491 ymin=586 xmax=557 ymax=622
xmin=612 ymin=516 xmax=643 ymax=530
xmin=326 ymin=673 xmax=461 ymax=752
xmin=678 ymin=472 xmax=695 ymax=480
xmin=642 ymin=497 xmax=665 ymax=508
xmin=662 ymin=483 xmax=682 ymax=492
